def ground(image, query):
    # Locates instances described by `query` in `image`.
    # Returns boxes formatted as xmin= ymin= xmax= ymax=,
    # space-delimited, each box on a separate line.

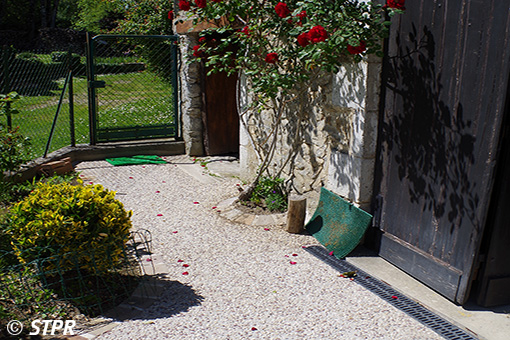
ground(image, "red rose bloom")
xmin=211 ymin=0 xmax=221 ymax=2
xmin=168 ymin=10 xmax=174 ymax=20
xmin=297 ymin=32 xmax=310 ymax=47
xmin=308 ymin=26 xmax=328 ymax=43
xmin=297 ymin=10 xmax=307 ymax=25
xmin=265 ymin=52 xmax=279 ymax=64
xmin=347 ymin=41 xmax=367 ymax=55
xmin=193 ymin=45 xmax=204 ymax=58
xmin=275 ymin=2 xmax=290 ymax=18
xmin=199 ymin=37 xmax=206 ymax=43
xmin=195 ymin=0 xmax=206 ymax=9
xmin=179 ymin=0 xmax=191 ymax=10
xmin=386 ymin=0 xmax=405 ymax=10
xmin=240 ymin=26 xmax=251 ymax=37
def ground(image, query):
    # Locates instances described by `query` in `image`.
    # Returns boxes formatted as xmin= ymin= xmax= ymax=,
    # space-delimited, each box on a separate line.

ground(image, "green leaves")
xmin=187 ymin=0 xmax=398 ymax=101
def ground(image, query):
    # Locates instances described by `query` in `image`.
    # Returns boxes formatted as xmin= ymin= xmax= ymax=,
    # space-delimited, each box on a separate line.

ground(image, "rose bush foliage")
xmin=181 ymin=0 xmax=404 ymax=99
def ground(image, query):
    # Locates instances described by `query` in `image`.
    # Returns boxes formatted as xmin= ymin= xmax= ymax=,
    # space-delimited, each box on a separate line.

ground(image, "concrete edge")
xmin=14 ymin=141 xmax=185 ymax=183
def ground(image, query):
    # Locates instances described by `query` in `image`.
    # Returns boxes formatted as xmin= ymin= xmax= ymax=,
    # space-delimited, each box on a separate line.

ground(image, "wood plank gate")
xmin=374 ymin=1 xmax=510 ymax=304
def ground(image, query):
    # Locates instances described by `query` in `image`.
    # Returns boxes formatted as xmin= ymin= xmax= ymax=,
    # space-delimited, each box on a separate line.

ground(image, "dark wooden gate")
xmin=374 ymin=1 xmax=510 ymax=304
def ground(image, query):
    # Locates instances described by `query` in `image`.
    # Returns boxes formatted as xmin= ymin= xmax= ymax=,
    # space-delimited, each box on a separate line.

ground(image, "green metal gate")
xmin=86 ymin=34 xmax=179 ymax=144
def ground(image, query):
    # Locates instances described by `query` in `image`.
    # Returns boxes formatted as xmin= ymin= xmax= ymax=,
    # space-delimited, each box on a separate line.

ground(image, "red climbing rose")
xmin=193 ymin=45 xmax=204 ymax=57
xmin=265 ymin=52 xmax=279 ymax=64
xmin=179 ymin=0 xmax=191 ymax=11
xmin=308 ymin=26 xmax=328 ymax=43
xmin=195 ymin=0 xmax=206 ymax=9
xmin=386 ymin=0 xmax=405 ymax=10
xmin=347 ymin=41 xmax=367 ymax=55
xmin=168 ymin=10 xmax=174 ymax=20
xmin=275 ymin=2 xmax=290 ymax=18
xmin=297 ymin=32 xmax=310 ymax=47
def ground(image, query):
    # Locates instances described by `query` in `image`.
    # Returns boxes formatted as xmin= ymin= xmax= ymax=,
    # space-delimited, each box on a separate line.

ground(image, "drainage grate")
xmin=304 ymin=245 xmax=478 ymax=340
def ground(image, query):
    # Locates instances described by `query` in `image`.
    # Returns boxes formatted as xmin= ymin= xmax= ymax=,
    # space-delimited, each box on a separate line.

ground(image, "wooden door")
xmin=374 ymin=1 xmax=510 ymax=304
xmin=202 ymin=67 xmax=239 ymax=156
xmin=476 ymin=105 xmax=510 ymax=307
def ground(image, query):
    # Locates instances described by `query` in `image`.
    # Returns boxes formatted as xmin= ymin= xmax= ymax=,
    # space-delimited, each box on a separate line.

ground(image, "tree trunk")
xmin=50 ymin=0 xmax=60 ymax=28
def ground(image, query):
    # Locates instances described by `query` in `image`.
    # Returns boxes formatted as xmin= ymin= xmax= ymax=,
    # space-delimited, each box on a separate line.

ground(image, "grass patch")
xmin=9 ymin=70 xmax=174 ymax=158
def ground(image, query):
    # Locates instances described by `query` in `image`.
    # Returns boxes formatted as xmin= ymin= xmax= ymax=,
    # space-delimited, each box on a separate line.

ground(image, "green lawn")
xmin=10 ymin=71 xmax=174 ymax=158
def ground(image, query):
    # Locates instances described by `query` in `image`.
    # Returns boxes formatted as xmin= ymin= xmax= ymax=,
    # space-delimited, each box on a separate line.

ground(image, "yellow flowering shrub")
xmin=6 ymin=181 xmax=132 ymax=274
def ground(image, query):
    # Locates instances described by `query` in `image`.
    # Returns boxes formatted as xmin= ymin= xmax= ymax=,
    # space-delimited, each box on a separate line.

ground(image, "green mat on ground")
xmin=105 ymin=155 xmax=167 ymax=166
xmin=305 ymin=187 xmax=373 ymax=259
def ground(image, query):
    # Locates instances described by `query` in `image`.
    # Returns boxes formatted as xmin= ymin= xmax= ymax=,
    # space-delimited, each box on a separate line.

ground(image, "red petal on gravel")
xmin=156 ymin=190 xmax=161 ymax=193
xmin=264 ymin=228 xmax=270 ymax=231
xmin=146 ymin=258 xmax=152 ymax=262
xmin=129 ymin=176 xmax=134 ymax=179
xmin=183 ymin=264 xmax=189 ymax=268
xmin=251 ymin=327 xmax=257 ymax=331
xmin=172 ymin=231 xmax=178 ymax=234
xmin=162 ymin=180 xmax=166 ymax=183
xmin=193 ymin=202 xmax=200 ymax=204
xmin=292 ymin=254 xmax=298 ymax=256
xmin=157 ymin=214 xmax=163 ymax=216
xmin=290 ymin=261 xmax=297 ymax=265
xmin=391 ymin=295 xmax=398 ymax=299
xmin=301 ymin=246 xmax=307 ymax=249
xmin=284 ymin=255 xmax=289 ymax=257
xmin=177 ymin=259 xmax=184 ymax=262
xmin=212 ymin=206 xmax=217 ymax=209
xmin=182 ymin=272 xmax=189 ymax=275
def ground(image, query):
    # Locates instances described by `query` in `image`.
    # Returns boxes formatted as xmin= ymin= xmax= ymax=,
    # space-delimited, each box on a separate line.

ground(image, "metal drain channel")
xmin=304 ymin=245 xmax=478 ymax=340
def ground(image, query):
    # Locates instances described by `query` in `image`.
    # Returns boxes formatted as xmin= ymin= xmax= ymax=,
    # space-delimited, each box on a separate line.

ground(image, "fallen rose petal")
xmin=302 ymin=246 xmax=307 ymax=249
xmin=290 ymin=261 xmax=297 ymax=265
xmin=264 ymin=228 xmax=270 ymax=231
xmin=329 ymin=251 xmax=334 ymax=256
xmin=284 ymin=255 xmax=289 ymax=257
xmin=183 ymin=264 xmax=189 ymax=268
xmin=172 ymin=231 xmax=178 ymax=234
xmin=177 ymin=259 xmax=184 ymax=262
xmin=251 ymin=327 xmax=257 ymax=331
xmin=182 ymin=272 xmax=189 ymax=275
xmin=157 ymin=214 xmax=163 ymax=216
xmin=129 ymin=176 xmax=134 ymax=179
xmin=146 ymin=258 xmax=152 ymax=262
xmin=156 ymin=190 xmax=160 ymax=193
xmin=193 ymin=202 xmax=200 ymax=204
xmin=292 ymin=254 xmax=298 ymax=257
xmin=162 ymin=180 xmax=166 ymax=183
xmin=212 ymin=206 xmax=217 ymax=209
xmin=216 ymin=210 xmax=222 ymax=213
xmin=391 ymin=295 xmax=398 ymax=299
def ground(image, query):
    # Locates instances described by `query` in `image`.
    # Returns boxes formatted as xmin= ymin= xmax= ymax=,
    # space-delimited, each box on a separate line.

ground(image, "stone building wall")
xmin=177 ymin=22 xmax=381 ymax=211
xmin=239 ymin=56 xmax=382 ymax=211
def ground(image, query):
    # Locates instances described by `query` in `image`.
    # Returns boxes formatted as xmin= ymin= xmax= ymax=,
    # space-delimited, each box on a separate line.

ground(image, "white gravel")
xmin=75 ymin=156 xmax=444 ymax=340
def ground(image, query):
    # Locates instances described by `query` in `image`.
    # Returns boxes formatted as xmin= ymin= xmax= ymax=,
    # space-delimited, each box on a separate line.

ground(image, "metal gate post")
xmin=86 ymin=32 xmax=97 ymax=145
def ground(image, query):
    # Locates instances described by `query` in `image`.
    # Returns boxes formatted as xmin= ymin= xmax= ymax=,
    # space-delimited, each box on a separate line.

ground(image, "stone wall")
xmin=239 ymin=56 xmax=382 ymax=211
xmin=178 ymin=33 xmax=204 ymax=156
xmin=176 ymin=20 xmax=381 ymax=211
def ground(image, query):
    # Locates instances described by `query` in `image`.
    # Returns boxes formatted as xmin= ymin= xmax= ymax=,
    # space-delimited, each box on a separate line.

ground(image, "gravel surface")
xmin=75 ymin=156 xmax=444 ymax=340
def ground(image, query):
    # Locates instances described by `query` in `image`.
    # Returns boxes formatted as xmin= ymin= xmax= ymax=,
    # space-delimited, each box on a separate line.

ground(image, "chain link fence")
xmin=0 ymin=230 xmax=154 ymax=337
xmin=1 ymin=46 xmax=88 ymax=159
xmin=88 ymin=35 xmax=178 ymax=143
xmin=1 ymin=34 xmax=178 ymax=159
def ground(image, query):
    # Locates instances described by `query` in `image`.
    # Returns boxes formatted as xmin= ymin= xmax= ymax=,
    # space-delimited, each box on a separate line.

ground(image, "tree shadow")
xmin=381 ymin=24 xmax=479 ymax=234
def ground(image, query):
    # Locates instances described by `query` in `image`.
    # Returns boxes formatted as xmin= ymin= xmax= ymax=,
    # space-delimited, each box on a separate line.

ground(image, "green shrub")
xmin=251 ymin=176 xmax=288 ymax=212
xmin=6 ymin=181 xmax=132 ymax=274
